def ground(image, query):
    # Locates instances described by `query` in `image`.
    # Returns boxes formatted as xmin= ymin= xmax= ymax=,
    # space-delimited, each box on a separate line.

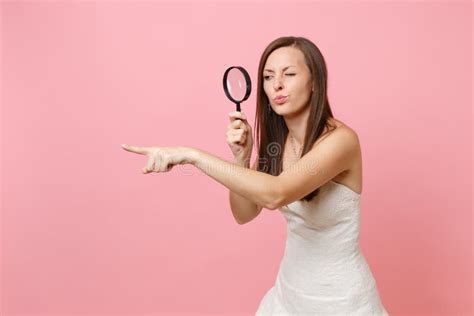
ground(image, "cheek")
xmin=291 ymin=82 xmax=312 ymax=104
xmin=296 ymin=80 xmax=312 ymax=95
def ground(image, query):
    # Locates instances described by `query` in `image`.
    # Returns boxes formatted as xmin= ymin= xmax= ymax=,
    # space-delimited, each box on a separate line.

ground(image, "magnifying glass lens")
xmin=226 ymin=68 xmax=247 ymax=102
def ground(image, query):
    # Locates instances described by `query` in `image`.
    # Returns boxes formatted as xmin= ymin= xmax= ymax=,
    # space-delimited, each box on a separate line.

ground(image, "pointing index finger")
xmin=121 ymin=144 xmax=149 ymax=155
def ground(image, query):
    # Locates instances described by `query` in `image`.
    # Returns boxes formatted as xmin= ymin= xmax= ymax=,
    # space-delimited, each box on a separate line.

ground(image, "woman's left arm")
xmin=121 ymin=144 xmax=279 ymax=210
xmin=189 ymin=147 xmax=278 ymax=210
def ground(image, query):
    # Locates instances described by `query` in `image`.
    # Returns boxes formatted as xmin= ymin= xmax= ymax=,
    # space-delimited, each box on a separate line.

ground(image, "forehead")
xmin=264 ymin=46 xmax=305 ymax=70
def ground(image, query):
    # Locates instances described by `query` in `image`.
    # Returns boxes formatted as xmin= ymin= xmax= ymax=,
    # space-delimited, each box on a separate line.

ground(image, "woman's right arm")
xmin=229 ymin=157 xmax=263 ymax=225
xmin=226 ymin=110 xmax=264 ymax=224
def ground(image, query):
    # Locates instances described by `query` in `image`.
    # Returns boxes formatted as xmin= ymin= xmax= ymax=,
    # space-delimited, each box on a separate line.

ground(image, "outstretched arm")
xmin=121 ymin=143 xmax=279 ymax=210
xmin=190 ymin=148 xmax=278 ymax=210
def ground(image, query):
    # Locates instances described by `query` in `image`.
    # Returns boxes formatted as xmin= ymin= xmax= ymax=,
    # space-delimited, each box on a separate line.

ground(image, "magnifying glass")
xmin=223 ymin=66 xmax=251 ymax=112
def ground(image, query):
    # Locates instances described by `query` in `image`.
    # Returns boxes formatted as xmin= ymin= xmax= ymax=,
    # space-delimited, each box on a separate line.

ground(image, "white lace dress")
xmin=255 ymin=180 xmax=389 ymax=315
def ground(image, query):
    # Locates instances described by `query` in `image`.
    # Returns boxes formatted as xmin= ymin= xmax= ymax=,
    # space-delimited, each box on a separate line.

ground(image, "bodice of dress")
xmin=270 ymin=180 xmax=386 ymax=314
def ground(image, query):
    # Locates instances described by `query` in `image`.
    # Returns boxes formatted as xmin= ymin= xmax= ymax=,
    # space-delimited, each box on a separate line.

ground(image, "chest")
xmin=281 ymin=141 xmax=298 ymax=172
xmin=280 ymin=139 xmax=350 ymax=182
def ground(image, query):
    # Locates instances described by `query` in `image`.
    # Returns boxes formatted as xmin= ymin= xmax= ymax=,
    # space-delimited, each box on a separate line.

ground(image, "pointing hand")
xmin=121 ymin=144 xmax=194 ymax=174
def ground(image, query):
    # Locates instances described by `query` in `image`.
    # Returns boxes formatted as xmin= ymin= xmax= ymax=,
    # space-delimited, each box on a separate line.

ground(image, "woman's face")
xmin=263 ymin=46 xmax=313 ymax=117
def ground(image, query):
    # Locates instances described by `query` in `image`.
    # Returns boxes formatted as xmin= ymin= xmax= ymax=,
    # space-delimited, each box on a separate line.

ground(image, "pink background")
xmin=1 ymin=1 xmax=472 ymax=315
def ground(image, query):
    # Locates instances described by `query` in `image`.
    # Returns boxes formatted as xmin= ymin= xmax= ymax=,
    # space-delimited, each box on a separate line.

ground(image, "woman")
xmin=122 ymin=36 xmax=389 ymax=315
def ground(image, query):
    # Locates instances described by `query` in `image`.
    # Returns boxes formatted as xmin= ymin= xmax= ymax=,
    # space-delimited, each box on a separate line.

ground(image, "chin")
xmin=275 ymin=103 xmax=292 ymax=112
xmin=273 ymin=103 xmax=290 ymax=113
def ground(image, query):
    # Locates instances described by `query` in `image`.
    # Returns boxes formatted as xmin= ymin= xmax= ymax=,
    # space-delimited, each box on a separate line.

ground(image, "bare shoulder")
xmin=335 ymin=119 xmax=360 ymax=146
xmin=312 ymin=118 xmax=360 ymax=150
xmin=319 ymin=118 xmax=362 ymax=192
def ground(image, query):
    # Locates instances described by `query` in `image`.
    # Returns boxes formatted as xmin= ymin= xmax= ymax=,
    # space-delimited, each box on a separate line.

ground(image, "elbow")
xmin=236 ymin=219 xmax=246 ymax=225
xmin=266 ymin=203 xmax=279 ymax=211
xmin=236 ymin=218 xmax=252 ymax=225
xmin=235 ymin=215 xmax=255 ymax=225
xmin=266 ymin=199 xmax=282 ymax=211
xmin=265 ymin=184 xmax=283 ymax=211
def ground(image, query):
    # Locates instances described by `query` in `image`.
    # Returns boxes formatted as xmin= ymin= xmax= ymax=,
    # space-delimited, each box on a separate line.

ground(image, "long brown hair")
xmin=253 ymin=36 xmax=336 ymax=202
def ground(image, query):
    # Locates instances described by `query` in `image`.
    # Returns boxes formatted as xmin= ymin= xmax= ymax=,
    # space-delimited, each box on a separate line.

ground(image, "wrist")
xmin=186 ymin=147 xmax=200 ymax=165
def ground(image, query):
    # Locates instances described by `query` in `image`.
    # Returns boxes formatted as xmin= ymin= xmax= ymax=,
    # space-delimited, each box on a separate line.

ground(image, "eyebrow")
xmin=263 ymin=66 xmax=296 ymax=73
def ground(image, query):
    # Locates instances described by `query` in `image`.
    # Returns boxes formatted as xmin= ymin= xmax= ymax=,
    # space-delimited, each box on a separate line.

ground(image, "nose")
xmin=273 ymin=75 xmax=284 ymax=91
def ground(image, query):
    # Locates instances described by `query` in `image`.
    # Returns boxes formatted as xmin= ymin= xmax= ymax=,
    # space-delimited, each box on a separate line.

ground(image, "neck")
xmin=284 ymin=105 xmax=311 ymax=146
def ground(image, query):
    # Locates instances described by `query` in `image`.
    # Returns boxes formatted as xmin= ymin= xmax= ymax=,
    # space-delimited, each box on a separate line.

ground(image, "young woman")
xmin=122 ymin=36 xmax=389 ymax=315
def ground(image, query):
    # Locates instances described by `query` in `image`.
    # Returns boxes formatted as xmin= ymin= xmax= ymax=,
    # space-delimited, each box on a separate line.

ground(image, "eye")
xmin=263 ymin=73 xmax=295 ymax=81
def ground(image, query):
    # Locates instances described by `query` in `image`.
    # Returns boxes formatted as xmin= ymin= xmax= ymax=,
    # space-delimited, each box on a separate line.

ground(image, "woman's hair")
xmin=253 ymin=36 xmax=336 ymax=203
